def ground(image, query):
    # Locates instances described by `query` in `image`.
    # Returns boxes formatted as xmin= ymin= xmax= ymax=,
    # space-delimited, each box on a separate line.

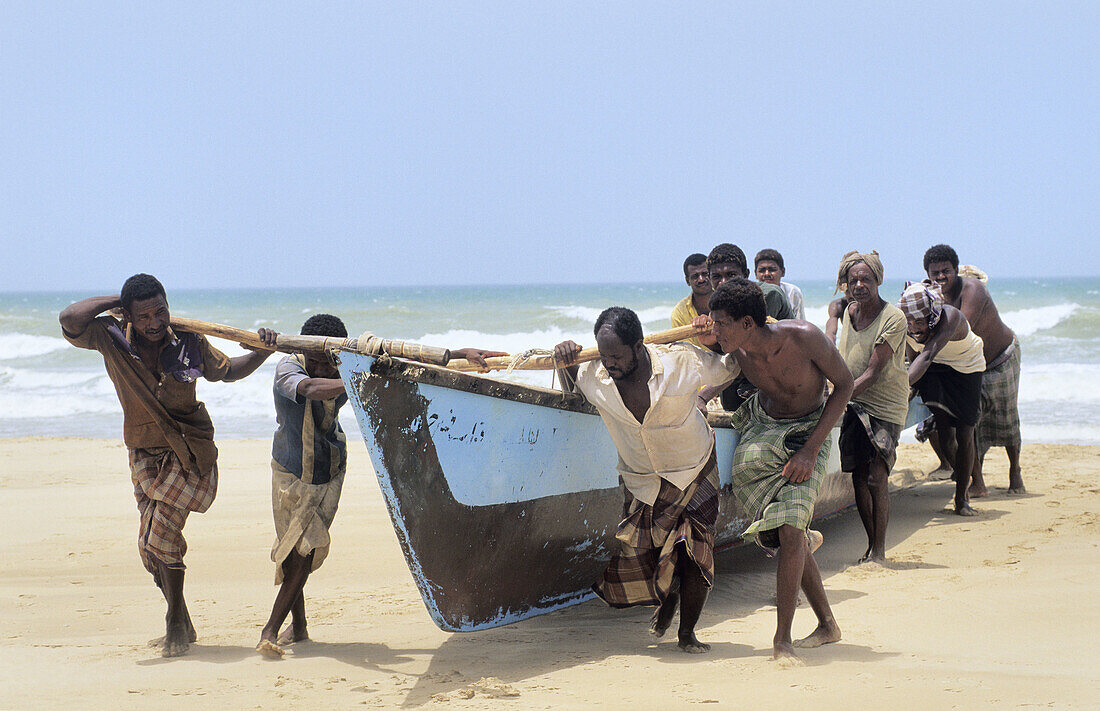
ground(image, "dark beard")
xmin=608 ymin=352 xmax=639 ymax=381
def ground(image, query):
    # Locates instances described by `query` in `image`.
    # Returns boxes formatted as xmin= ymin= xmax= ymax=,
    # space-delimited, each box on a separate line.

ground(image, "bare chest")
xmin=614 ymin=380 xmax=651 ymax=424
xmin=738 ymin=347 xmax=825 ymax=416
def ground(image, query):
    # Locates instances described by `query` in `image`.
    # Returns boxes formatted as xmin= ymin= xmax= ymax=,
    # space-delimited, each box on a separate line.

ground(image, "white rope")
xmin=504 ymin=348 xmax=554 ymax=374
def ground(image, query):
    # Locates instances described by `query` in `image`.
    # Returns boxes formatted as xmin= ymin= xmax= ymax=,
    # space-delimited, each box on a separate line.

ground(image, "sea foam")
xmin=1002 ymin=303 xmax=1080 ymax=337
xmin=0 ymin=333 xmax=70 ymax=360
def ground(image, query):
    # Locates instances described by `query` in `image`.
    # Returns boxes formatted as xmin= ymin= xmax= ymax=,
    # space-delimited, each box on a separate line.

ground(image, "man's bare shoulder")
xmin=959 ymin=276 xmax=994 ymax=306
xmin=773 ymin=320 xmax=833 ymax=355
xmin=776 ymin=319 xmax=828 ymax=341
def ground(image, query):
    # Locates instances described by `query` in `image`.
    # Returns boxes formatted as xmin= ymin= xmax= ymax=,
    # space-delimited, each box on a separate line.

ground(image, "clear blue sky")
xmin=3 ymin=2 xmax=1097 ymax=291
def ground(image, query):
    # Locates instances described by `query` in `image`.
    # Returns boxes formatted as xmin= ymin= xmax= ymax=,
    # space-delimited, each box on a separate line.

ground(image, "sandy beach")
xmin=1 ymin=437 xmax=1097 ymax=709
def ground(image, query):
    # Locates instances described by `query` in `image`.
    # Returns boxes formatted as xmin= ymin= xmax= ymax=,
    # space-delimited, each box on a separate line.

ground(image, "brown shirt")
xmin=63 ymin=316 xmax=231 ymax=476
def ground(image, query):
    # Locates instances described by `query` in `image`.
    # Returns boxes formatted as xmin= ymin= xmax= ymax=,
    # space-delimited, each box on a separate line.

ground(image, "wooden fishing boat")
xmin=338 ymin=351 xmax=926 ymax=633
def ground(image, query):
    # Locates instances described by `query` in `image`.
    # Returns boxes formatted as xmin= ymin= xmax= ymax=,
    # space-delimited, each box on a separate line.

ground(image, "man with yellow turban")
xmin=833 ymin=252 xmax=909 ymax=562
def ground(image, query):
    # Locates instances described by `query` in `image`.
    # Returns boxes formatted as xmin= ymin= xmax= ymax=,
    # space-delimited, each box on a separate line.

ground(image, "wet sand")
xmin=1 ymin=438 xmax=1097 ymax=709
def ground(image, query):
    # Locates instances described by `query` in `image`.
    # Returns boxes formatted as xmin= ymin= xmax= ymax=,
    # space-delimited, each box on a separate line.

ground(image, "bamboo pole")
xmin=445 ymin=323 xmax=703 ymax=372
xmin=170 ymin=317 xmax=452 ymax=366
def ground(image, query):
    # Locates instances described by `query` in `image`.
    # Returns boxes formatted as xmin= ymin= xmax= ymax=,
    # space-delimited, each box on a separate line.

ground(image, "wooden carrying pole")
xmin=445 ymin=323 xmax=703 ymax=372
xmin=170 ymin=317 xmax=452 ymax=366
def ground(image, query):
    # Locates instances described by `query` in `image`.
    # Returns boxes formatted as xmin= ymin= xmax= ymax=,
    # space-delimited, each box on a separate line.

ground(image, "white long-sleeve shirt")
xmin=575 ymin=343 xmax=740 ymax=505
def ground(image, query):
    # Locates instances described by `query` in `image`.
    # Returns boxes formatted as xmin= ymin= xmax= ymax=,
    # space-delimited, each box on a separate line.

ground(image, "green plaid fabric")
xmin=729 ymin=394 xmax=832 ymax=544
xmin=977 ymin=338 xmax=1022 ymax=452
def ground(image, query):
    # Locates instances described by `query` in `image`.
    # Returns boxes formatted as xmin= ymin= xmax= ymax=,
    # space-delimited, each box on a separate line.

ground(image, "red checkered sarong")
xmin=129 ymin=447 xmax=217 ymax=575
xmin=593 ymin=449 xmax=719 ymax=608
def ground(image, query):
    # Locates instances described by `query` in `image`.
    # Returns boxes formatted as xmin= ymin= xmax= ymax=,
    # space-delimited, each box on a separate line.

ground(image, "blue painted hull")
xmin=339 ymin=352 xmax=855 ymax=632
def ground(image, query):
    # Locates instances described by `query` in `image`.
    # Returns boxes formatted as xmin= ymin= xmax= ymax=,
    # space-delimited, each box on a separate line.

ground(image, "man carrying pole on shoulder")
xmin=59 ymin=274 xmax=278 ymax=658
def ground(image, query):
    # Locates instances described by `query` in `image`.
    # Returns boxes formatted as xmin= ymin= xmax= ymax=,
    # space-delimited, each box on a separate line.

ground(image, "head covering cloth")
xmin=899 ymin=279 xmax=944 ymax=329
xmin=835 ymin=250 xmax=885 ymax=294
xmin=958 ymin=264 xmax=989 ymax=284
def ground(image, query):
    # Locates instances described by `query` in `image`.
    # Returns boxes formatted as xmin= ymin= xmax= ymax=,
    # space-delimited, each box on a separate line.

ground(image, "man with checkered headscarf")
xmin=900 ymin=280 xmax=987 ymax=516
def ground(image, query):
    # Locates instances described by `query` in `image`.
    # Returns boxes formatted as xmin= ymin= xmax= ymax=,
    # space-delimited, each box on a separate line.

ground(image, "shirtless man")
xmin=702 ymin=279 xmax=852 ymax=662
xmin=900 ymin=281 xmax=986 ymax=516
xmin=924 ymin=245 xmax=1024 ymax=494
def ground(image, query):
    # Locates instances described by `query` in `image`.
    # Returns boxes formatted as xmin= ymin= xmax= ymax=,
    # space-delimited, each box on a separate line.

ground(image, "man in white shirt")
xmin=755 ymin=248 xmax=806 ymax=320
xmin=554 ymin=307 xmax=739 ymax=653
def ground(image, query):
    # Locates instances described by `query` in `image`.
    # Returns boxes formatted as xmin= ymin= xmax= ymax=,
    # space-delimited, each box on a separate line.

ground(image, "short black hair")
xmin=754 ymin=248 xmax=785 ymax=271
xmin=594 ymin=306 xmax=643 ymax=347
xmin=706 ymin=243 xmax=748 ymax=275
xmin=923 ymin=244 xmax=959 ymax=271
xmin=682 ymin=253 xmax=708 ymax=277
xmin=709 ymin=278 xmax=767 ymax=327
xmin=120 ymin=274 xmax=167 ymax=311
xmin=301 ymin=313 xmax=348 ymax=338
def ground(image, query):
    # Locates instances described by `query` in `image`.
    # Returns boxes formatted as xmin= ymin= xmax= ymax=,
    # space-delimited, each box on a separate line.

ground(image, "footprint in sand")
xmin=438 ymin=677 xmax=520 ymax=701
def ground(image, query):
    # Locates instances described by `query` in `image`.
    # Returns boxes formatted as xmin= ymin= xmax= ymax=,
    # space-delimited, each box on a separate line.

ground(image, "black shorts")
xmin=913 ymin=364 xmax=983 ymax=427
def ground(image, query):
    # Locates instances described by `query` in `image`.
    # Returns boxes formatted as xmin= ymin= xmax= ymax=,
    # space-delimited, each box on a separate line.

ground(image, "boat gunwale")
xmin=353 ymin=354 xmax=737 ymax=428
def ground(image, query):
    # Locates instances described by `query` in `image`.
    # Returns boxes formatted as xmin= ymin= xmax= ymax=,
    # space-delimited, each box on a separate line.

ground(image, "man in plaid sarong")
xmin=60 ymin=274 xmax=278 ymax=657
xmin=708 ymin=279 xmax=853 ymax=663
xmin=925 ymin=245 xmax=1024 ymax=494
xmin=555 ymin=307 xmax=739 ymax=653
xmin=975 ymin=337 xmax=1022 ymax=481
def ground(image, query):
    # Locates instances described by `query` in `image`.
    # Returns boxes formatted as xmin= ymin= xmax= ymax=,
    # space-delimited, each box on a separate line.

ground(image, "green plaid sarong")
xmin=729 ymin=394 xmax=832 ymax=546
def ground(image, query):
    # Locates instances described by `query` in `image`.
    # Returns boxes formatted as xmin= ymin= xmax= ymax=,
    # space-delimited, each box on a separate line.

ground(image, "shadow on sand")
xmin=295 ymin=472 xmax=1019 ymax=706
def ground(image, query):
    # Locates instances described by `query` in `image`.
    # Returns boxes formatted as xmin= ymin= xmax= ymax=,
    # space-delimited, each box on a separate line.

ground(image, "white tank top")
xmin=907 ymin=329 xmax=986 ymax=374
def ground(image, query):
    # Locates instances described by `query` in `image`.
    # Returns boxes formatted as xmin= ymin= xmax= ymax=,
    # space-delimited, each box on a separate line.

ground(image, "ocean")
xmin=2 ymin=279 xmax=1098 ymax=444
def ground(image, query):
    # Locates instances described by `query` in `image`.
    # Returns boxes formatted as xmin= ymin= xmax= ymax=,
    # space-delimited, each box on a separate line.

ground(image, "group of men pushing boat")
xmin=59 ymin=241 xmax=1021 ymax=663
xmin=554 ymin=242 xmax=1021 ymax=660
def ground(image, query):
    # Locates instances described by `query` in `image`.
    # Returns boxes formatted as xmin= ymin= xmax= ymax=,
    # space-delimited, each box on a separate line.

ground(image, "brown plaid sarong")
xmin=129 ymin=447 xmax=218 ymax=575
xmin=839 ymin=402 xmax=902 ymax=472
xmin=976 ymin=337 xmax=1022 ymax=453
xmin=593 ymin=449 xmax=719 ymax=608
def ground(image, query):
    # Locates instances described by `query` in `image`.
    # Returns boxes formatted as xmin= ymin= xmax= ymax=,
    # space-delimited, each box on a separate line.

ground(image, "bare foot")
xmin=807 ymin=529 xmax=824 ymax=554
xmin=858 ymin=549 xmax=885 ymax=565
xmin=954 ymin=503 xmax=978 ymax=516
xmin=649 ymin=591 xmax=679 ymax=639
xmin=793 ymin=620 xmax=842 ymax=649
xmin=772 ymin=640 xmax=803 ymax=665
xmin=677 ymin=631 xmax=710 ymax=654
xmin=1008 ymin=471 xmax=1026 ymax=494
xmin=161 ymin=623 xmax=190 ymax=658
xmin=148 ymin=619 xmax=197 ymax=648
xmin=968 ymin=483 xmax=989 ymax=498
xmin=256 ymin=638 xmax=284 ymax=658
xmin=276 ymin=623 xmax=309 ymax=646
xmin=930 ymin=466 xmax=954 ymax=481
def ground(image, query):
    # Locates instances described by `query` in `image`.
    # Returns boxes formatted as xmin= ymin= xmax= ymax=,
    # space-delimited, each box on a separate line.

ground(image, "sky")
xmin=2 ymin=2 xmax=1098 ymax=291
